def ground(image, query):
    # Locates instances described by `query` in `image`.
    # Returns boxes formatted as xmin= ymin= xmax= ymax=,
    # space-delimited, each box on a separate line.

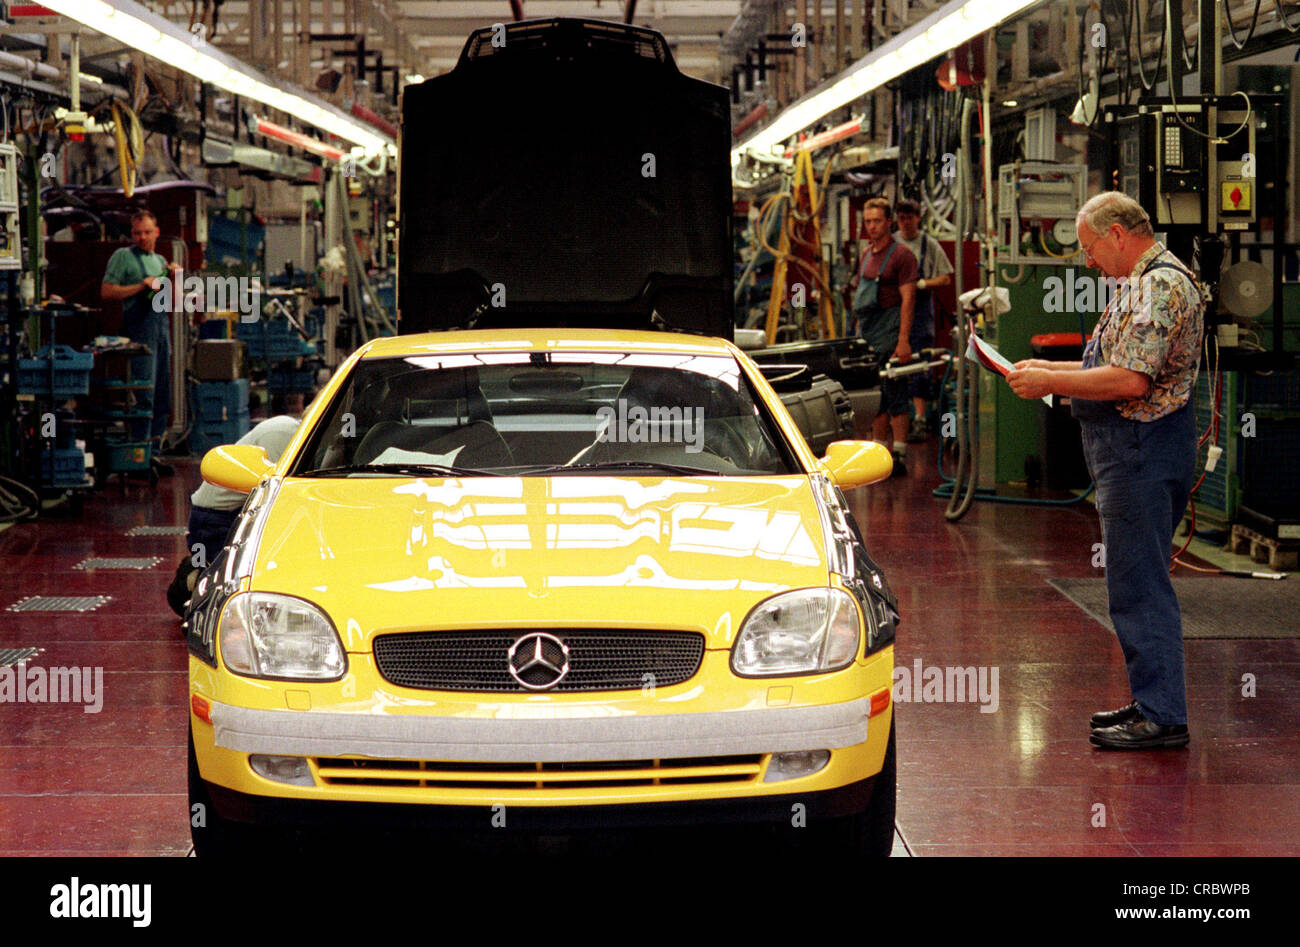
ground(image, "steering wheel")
xmin=702 ymin=421 xmax=750 ymax=468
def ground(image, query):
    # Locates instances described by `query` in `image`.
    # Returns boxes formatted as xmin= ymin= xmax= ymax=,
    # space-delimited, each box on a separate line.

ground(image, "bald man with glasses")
xmin=1007 ymin=191 xmax=1205 ymax=751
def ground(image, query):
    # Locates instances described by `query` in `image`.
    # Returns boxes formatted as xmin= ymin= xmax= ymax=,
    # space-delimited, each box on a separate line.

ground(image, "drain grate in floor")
xmin=74 ymin=556 xmax=164 ymax=570
xmin=7 ymin=595 xmax=112 ymax=612
xmin=0 ymin=647 xmax=41 ymax=667
xmin=124 ymin=525 xmax=187 ymax=536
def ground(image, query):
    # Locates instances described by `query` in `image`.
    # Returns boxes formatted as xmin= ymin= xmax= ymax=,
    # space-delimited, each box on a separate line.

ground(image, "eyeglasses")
xmin=1081 ymin=229 xmax=1112 ymax=261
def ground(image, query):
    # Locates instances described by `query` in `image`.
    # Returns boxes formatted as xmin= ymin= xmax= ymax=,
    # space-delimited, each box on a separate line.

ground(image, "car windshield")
xmin=292 ymin=351 xmax=798 ymax=477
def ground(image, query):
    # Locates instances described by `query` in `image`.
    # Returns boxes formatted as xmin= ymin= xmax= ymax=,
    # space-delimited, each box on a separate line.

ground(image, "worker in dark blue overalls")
xmin=101 ymin=209 xmax=181 ymax=476
xmin=1008 ymin=191 xmax=1204 ymax=750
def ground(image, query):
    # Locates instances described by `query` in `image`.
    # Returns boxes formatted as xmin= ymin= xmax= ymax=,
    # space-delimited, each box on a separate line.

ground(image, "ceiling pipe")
xmin=733 ymin=102 xmax=769 ymax=138
xmin=249 ymin=115 xmax=348 ymax=161
xmin=0 ymin=49 xmax=60 ymax=80
xmin=348 ymin=100 xmax=398 ymax=139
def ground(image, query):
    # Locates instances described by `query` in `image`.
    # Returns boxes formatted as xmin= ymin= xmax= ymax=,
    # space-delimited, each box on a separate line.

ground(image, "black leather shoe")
xmin=1090 ymin=713 xmax=1189 ymax=750
xmin=1090 ymin=700 xmax=1140 ymax=730
xmin=890 ymin=453 xmax=907 ymax=478
xmin=151 ymin=457 xmax=174 ymax=477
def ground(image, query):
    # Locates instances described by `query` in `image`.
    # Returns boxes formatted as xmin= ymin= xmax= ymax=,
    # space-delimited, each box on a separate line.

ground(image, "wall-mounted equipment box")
xmin=0 ymin=142 xmax=20 ymax=271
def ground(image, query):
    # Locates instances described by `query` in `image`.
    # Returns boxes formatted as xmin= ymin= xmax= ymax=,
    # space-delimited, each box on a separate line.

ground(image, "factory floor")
xmin=1 ymin=444 xmax=1297 ymax=856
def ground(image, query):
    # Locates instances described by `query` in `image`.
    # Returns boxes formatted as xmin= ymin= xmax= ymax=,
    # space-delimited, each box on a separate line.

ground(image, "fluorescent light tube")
xmin=733 ymin=0 xmax=1042 ymax=162
xmin=40 ymin=0 xmax=392 ymax=154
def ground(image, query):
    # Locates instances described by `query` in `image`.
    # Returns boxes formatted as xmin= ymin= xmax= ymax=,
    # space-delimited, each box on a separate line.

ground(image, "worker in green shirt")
xmin=101 ymin=209 xmax=181 ymax=467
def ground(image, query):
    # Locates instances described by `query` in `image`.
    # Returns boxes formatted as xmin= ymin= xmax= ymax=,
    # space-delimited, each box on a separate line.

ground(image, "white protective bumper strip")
xmin=210 ymin=697 xmax=870 ymax=763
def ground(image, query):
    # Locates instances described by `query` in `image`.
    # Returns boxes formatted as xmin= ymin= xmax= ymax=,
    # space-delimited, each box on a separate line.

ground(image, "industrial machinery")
xmin=996 ymin=160 xmax=1088 ymax=266
xmin=1104 ymin=93 xmax=1290 ymax=372
xmin=0 ymin=143 xmax=19 ymax=271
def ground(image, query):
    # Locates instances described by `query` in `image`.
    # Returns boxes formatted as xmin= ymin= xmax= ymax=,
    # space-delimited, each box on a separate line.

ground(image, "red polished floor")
xmin=1 ymin=447 xmax=1297 ymax=856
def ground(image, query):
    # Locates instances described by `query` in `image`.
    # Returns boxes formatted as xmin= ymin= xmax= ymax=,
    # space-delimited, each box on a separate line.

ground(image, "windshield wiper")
xmin=528 ymin=460 xmax=718 ymax=476
xmin=296 ymin=463 xmax=504 ymax=478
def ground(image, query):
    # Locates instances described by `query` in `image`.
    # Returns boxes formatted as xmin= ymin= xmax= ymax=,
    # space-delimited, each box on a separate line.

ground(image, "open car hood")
xmin=397 ymin=18 xmax=733 ymax=340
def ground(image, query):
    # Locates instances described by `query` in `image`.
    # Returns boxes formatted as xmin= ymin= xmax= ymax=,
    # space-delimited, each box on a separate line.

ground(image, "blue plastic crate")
xmin=373 ymin=277 xmax=396 ymax=313
xmin=266 ymin=337 xmax=315 ymax=359
xmin=40 ymin=447 xmax=87 ymax=486
xmin=191 ymin=412 xmax=251 ymax=455
xmin=1244 ymin=371 xmax=1300 ymax=412
xmin=103 ymin=438 xmax=151 ymax=472
xmin=18 ymin=346 xmax=94 ymax=396
xmin=195 ymin=379 xmax=250 ymax=422
xmin=1240 ymin=417 xmax=1300 ymax=510
xmin=267 ymin=368 xmax=316 ymax=393
xmin=236 ymin=321 xmax=315 ymax=360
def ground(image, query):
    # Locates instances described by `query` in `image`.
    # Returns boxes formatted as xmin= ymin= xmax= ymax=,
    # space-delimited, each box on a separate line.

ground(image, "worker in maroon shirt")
xmin=848 ymin=197 xmax=919 ymax=476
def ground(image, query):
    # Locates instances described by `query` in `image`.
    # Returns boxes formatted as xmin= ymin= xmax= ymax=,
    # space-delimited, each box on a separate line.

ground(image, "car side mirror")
xmin=201 ymin=444 xmax=276 ymax=495
xmin=821 ymin=440 xmax=893 ymax=490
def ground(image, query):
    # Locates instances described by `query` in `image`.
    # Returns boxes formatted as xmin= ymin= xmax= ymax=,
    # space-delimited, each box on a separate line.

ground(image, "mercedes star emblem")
xmin=508 ymin=632 xmax=570 ymax=690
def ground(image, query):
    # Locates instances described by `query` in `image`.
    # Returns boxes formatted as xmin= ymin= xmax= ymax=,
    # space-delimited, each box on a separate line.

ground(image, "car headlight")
xmin=731 ymin=588 xmax=860 ymax=677
xmin=219 ymin=592 xmax=346 ymax=680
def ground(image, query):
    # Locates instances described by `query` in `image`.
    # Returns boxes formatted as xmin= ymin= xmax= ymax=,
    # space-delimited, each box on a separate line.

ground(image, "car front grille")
xmin=372 ymin=629 xmax=705 ymax=692
xmin=313 ymin=755 xmax=762 ymax=790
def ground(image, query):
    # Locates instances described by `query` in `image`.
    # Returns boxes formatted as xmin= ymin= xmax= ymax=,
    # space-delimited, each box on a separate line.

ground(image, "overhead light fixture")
xmin=38 ymin=0 xmax=393 ymax=154
xmin=1001 ymin=99 xmax=1019 ymax=107
xmin=732 ymin=0 xmax=1042 ymax=164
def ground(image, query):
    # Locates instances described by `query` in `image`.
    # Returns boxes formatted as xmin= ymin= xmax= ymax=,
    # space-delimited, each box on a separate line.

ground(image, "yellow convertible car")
xmin=186 ymin=327 xmax=899 ymax=856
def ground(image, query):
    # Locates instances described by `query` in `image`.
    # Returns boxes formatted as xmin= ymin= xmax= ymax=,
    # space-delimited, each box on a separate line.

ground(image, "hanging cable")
xmin=1164 ymin=0 xmax=1255 ymax=142
xmin=945 ymin=97 xmax=979 ymax=522
xmin=1171 ymin=335 xmax=1223 ymax=572
xmin=1223 ymin=0 xmax=1263 ymax=49
xmin=1102 ymin=0 xmax=1132 ymax=105
xmin=110 ymin=101 xmax=143 ymax=198
xmin=1276 ymin=0 xmax=1300 ymax=31
xmin=1133 ymin=0 xmax=1167 ymax=92
xmin=1176 ymin=0 xmax=1197 ymax=69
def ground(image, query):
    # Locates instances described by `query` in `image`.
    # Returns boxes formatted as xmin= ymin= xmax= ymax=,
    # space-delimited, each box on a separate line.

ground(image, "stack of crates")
xmin=92 ymin=344 xmax=155 ymax=477
xmin=18 ymin=345 xmax=94 ymax=396
xmin=192 ymin=379 xmax=251 ymax=455
xmin=236 ymin=318 xmax=316 ymax=360
xmin=19 ymin=346 xmax=93 ymax=487
xmin=267 ymin=367 xmax=317 ymax=393
xmin=39 ymin=447 xmax=88 ymax=487
xmin=1240 ymin=370 xmax=1300 ymax=532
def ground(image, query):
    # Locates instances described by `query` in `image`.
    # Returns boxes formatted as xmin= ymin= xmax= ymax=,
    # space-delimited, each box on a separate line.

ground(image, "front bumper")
xmin=191 ymin=648 xmax=894 ymax=809
xmin=204 ymin=773 xmax=880 ymax=831
xmin=211 ymin=697 xmax=870 ymax=762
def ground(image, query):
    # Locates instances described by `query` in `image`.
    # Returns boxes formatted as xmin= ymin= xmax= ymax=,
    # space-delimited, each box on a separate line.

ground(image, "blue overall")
xmin=106 ymin=245 xmax=171 ymax=442
xmin=1071 ymin=264 xmax=1197 ymax=726
xmin=123 ymin=306 xmax=171 ymax=442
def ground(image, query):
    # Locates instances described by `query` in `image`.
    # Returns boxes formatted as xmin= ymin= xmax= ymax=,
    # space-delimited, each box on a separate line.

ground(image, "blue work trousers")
xmin=123 ymin=310 xmax=172 ymax=442
xmin=1079 ymin=404 xmax=1196 ymax=725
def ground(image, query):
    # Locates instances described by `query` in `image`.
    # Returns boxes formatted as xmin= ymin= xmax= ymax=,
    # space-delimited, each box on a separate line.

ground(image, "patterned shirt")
xmin=1095 ymin=242 xmax=1204 ymax=421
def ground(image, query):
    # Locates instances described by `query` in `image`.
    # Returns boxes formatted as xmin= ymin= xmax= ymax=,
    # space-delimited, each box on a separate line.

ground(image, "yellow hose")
xmin=111 ymin=101 xmax=143 ymax=198
xmin=1037 ymin=230 xmax=1081 ymax=259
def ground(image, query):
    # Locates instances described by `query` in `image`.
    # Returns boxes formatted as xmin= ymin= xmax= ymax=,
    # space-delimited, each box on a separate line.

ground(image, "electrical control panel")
xmin=995 ymin=161 xmax=1088 ymax=265
xmin=1113 ymin=97 xmax=1265 ymax=232
xmin=1214 ymin=104 xmax=1257 ymax=232
xmin=1103 ymin=94 xmax=1290 ymax=371
xmin=0 ymin=142 xmax=21 ymax=270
